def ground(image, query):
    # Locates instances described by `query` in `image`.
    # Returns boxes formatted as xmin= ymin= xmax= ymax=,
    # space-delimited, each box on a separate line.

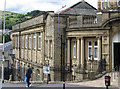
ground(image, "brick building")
xmin=12 ymin=0 xmax=120 ymax=82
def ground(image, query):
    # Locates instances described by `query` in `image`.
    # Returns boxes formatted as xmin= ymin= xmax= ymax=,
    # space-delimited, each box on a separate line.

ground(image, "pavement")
xmin=68 ymin=72 xmax=119 ymax=88
xmin=0 ymin=72 xmax=119 ymax=89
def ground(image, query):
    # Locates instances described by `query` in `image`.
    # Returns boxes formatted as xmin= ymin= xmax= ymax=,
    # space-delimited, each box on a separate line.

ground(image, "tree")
xmin=0 ymin=34 xmax=11 ymax=43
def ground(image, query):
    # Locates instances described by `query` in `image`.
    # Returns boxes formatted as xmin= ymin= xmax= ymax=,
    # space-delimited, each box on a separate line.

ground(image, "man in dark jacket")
xmin=26 ymin=65 xmax=32 ymax=87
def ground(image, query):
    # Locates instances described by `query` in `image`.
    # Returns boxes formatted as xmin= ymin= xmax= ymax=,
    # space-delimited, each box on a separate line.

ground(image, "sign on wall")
xmin=43 ymin=66 xmax=50 ymax=74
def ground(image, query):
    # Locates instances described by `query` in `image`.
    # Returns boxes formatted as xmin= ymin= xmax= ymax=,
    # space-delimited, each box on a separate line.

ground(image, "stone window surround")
xmin=38 ymin=32 xmax=41 ymax=50
xmin=73 ymin=41 xmax=76 ymax=58
xmin=33 ymin=34 xmax=36 ymax=49
xmin=29 ymin=35 xmax=31 ymax=49
xmin=25 ymin=35 xmax=27 ymax=49
xmin=87 ymin=40 xmax=98 ymax=61
xmin=15 ymin=36 xmax=17 ymax=48
xmin=22 ymin=36 xmax=24 ymax=49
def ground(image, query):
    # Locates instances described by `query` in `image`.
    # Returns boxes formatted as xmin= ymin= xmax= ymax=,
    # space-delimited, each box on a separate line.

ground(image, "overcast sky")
xmin=0 ymin=0 xmax=97 ymax=14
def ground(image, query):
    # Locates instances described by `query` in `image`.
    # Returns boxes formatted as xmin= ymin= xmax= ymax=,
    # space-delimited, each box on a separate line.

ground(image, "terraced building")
xmin=12 ymin=0 xmax=120 ymax=82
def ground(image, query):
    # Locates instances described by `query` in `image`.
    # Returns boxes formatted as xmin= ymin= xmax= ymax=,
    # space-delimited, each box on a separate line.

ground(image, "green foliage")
xmin=0 ymin=10 xmax=54 ymax=30
xmin=26 ymin=10 xmax=54 ymax=17
xmin=0 ymin=34 xmax=11 ymax=43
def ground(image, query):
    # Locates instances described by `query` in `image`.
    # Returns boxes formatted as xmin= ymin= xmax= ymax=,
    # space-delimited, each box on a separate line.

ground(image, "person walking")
xmin=26 ymin=65 xmax=32 ymax=87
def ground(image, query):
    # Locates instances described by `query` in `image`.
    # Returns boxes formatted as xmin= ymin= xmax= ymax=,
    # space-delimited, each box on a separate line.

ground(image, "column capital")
xmin=96 ymin=36 xmax=101 ymax=39
xmin=66 ymin=37 xmax=70 ymax=40
xmin=76 ymin=36 xmax=84 ymax=39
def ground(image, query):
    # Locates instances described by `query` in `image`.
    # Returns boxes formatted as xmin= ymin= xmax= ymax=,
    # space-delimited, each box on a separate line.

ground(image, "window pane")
xmin=89 ymin=42 xmax=91 ymax=46
xmin=89 ymin=48 xmax=91 ymax=58
xmin=29 ymin=35 xmax=31 ymax=49
xmin=73 ymin=41 xmax=76 ymax=58
xmin=94 ymin=41 xmax=97 ymax=46
xmin=15 ymin=37 xmax=17 ymax=48
xmin=33 ymin=34 xmax=36 ymax=49
xmin=38 ymin=32 xmax=41 ymax=49
xmin=22 ymin=36 xmax=24 ymax=48
xmin=94 ymin=48 xmax=98 ymax=58
xmin=25 ymin=35 xmax=27 ymax=48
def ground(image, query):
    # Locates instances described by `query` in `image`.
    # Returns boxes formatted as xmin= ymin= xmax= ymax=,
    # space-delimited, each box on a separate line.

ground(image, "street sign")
xmin=43 ymin=66 xmax=50 ymax=74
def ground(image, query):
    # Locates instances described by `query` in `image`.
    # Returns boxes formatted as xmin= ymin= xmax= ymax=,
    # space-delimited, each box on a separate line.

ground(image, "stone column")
xmin=48 ymin=40 xmax=50 ymax=65
xmin=97 ymin=36 xmax=101 ymax=61
xmin=77 ymin=37 xmax=80 ymax=66
xmin=42 ymin=31 xmax=45 ymax=65
xmin=81 ymin=37 xmax=84 ymax=68
xmin=67 ymin=38 xmax=70 ymax=66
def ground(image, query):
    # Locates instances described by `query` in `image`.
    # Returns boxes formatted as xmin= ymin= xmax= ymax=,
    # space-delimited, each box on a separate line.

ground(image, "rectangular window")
xmin=22 ymin=36 xmax=24 ymax=48
xmin=88 ymin=42 xmax=92 ymax=60
xmin=105 ymin=2 xmax=107 ymax=9
xmin=33 ymin=34 xmax=36 ymax=49
xmin=38 ymin=32 xmax=41 ymax=49
xmin=18 ymin=36 xmax=19 ymax=48
xmin=108 ymin=0 xmax=110 ymax=7
xmin=94 ymin=41 xmax=98 ymax=59
xmin=15 ymin=36 xmax=17 ymax=48
xmin=73 ymin=41 xmax=76 ymax=58
xmin=101 ymin=0 xmax=103 ymax=9
xmin=29 ymin=35 xmax=31 ymax=49
xmin=25 ymin=35 xmax=27 ymax=48
xmin=50 ymin=41 xmax=52 ymax=57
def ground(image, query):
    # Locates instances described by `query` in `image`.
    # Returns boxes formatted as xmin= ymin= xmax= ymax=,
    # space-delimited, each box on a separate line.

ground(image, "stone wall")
xmin=12 ymin=15 xmax=46 ymax=30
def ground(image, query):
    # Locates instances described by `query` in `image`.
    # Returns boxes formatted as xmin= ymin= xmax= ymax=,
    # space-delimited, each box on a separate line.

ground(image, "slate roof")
xmin=59 ymin=0 xmax=97 ymax=15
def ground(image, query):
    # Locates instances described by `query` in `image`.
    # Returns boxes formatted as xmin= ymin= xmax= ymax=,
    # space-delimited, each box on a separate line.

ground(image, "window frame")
xmin=25 ymin=35 xmax=27 ymax=49
xmin=73 ymin=41 xmax=76 ymax=58
xmin=88 ymin=41 xmax=92 ymax=60
xmin=29 ymin=35 xmax=31 ymax=49
xmin=101 ymin=0 xmax=103 ymax=9
xmin=33 ymin=34 xmax=36 ymax=49
xmin=15 ymin=36 xmax=17 ymax=48
xmin=38 ymin=32 xmax=41 ymax=50
xmin=94 ymin=41 xmax=98 ymax=60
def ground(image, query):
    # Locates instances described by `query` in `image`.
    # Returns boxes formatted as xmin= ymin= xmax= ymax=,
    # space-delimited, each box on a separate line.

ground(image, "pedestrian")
xmin=25 ymin=65 xmax=32 ymax=87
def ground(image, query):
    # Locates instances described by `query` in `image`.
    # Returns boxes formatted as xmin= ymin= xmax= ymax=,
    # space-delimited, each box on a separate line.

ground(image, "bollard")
xmin=63 ymin=82 xmax=65 ymax=89
xmin=105 ymin=76 xmax=111 ymax=89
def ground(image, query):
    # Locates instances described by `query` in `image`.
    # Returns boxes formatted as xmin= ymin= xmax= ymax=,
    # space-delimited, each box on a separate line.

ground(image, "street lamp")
xmin=2 ymin=0 xmax=6 ymax=83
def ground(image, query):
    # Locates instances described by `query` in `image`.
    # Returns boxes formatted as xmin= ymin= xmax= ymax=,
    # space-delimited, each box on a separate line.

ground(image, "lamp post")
xmin=2 ymin=0 xmax=6 ymax=83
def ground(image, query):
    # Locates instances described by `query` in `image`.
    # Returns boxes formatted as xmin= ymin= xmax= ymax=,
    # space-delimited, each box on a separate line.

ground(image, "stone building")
xmin=12 ymin=0 xmax=120 ymax=82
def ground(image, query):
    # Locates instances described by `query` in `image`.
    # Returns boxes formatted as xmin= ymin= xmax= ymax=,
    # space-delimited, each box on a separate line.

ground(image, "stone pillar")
xmin=81 ymin=37 xmax=84 ymax=68
xmin=42 ymin=31 xmax=45 ymax=65
xmin=19 ymin=32 xmax=21 ymax=59
xmin=67 ymin=38 xmax=70 ymax=66
xmin=77 ymin=37 xmax=80 ymax=66
xmin=31 ymin=34 xmax=33 ymax=62
xmin=48 ymin=40 xmax=50 ymax=64
xmin=97 ymin=36 xmax=101 ymax=61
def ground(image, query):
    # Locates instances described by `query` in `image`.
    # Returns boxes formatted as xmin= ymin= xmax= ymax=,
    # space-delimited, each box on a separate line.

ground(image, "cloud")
xmin=0 ymin=0 xmax=97 ymax=14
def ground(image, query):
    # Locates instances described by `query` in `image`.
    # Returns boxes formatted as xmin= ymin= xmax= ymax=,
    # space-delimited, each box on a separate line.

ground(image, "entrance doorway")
xmin=114 ymin=43 xmax=120 ymax=69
